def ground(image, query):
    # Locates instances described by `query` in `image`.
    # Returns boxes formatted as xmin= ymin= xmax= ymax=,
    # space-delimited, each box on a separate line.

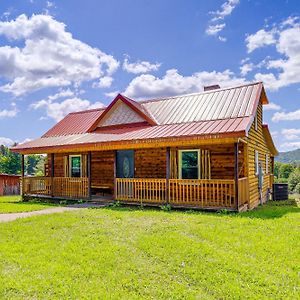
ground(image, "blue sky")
xmin=0 ymin=0 xmax=299 ymax=152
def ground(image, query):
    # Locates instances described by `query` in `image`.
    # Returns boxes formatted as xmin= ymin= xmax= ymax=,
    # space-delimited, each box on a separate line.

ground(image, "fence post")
xmin=87 ymin=151 xmax=92 ymax=200
xmin=234 ymin=142 xmax=239 ymax=211
xmin=21 ymin=154 xmax=25 ymax=200
xmin=50 ymin=153 xmax=54 ymax=198
xmin=166 ymin=147 xmax=170 ymax=204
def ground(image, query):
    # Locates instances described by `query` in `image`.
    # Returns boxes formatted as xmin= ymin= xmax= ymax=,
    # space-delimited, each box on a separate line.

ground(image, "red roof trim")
xmin=88 ymin=94 xmax=156 ymax=132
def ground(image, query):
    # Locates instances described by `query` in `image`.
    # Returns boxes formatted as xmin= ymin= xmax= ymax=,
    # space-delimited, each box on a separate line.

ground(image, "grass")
xmin=0 ymin=200 xmax=299 ymax=299
xmin=0 ymin=196 xmax=57 ymax=213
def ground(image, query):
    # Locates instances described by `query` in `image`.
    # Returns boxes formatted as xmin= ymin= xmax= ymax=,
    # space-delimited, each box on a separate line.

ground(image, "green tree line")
xmin=274 ymin=161 xmax=300 ymax=194
xmin=0 ymin=145 xmax=45 ymax=176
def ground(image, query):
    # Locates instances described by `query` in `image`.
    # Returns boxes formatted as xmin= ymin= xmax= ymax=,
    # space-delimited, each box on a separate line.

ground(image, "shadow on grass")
xmin=238 ymin=199 xmax=300 ymax=220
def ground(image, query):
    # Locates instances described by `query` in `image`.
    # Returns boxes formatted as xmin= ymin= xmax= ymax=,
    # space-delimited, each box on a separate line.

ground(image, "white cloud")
xmin=46 ymin=1 xmax=55 ymax=8
xmin=246 ymin=29 xmax=276 ymax=53
xmin=210 ymin=0 xmax=240 ymax=21
xmin=105 ymin=90 xmax=119 ymax=98
xmin=240 ymin=63 xmax=254 ymax=76
xmin=0 ymin=104 xmax=18 ymax=118
xmin=272 ymin=109 xmax=300 ymax=122
xmin=93 ymin=76 xmax=114 ymax=88
xmin=47 ymin=88 xmax=75 ymax=101
xmin=0 ymin=14 xmax=119 ymax=96
xmin=124 ymin=68 xmax=245 ymax=99
xmin=123 ymin=56 xmax=161 ymax=74
xmin=247 ymin=17 xmax=300 ymax=90
xmin=206 ymin=23 xmax=225 ymax=36
xmin=280 ymin=141 xmax=300 ymax=151
xmin=264 ymin=102 xmax=281 ymax=111
xmin=281 ymin=128 xmax=300 ymax=140
xmin=206 ymin=0 xmax=240 ymax=40
xmin=31 ymin=97 xmax=105 ymax=121
xmin=0 ymin=137 xmax=14 ymax=146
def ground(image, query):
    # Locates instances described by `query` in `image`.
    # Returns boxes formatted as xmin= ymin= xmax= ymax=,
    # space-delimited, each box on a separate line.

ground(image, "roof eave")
xmin=11 ymin=131 xmax=245 ymax=155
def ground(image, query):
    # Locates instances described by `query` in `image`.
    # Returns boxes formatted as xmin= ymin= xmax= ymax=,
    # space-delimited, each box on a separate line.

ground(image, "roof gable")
xmin=89 ymin=94 xmax=156 ymax=131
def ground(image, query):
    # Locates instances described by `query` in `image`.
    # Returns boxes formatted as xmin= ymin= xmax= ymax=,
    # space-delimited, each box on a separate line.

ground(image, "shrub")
xmin=294 ymin=182 xmax=300 ymax=194
xmin=160 ymin=204 xmax=172 ymax=211
xmin=288 ymin=170 xmax=300 ymax=192
xmin=274 ymin=177 xmax=288 ymax=184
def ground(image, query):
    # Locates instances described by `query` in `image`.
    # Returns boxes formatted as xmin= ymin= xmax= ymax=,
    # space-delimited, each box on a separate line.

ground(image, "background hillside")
xmin=276 ymin=148 xmax=300 ymax=164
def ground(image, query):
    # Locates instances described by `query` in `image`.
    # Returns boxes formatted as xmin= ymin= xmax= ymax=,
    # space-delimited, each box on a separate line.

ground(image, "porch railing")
xmin=116 ymin=178 xmax=236 ymax=209
xmin=22 ymin=177 xmax=51 ymax=196
xmin=22 ymin=176 xmax=249 ymax=210
xmin=53 ymin=177 xmax=88 ymax=199
xmin=238 ymin=177 xmax=249 ymax=206
xmin=116 ymin=178 xmax=167 ymax=204
xmin=169 ymin=179 xmax=235 ymax=208
xmin=22 ymin=177 xmax=88 ymax=199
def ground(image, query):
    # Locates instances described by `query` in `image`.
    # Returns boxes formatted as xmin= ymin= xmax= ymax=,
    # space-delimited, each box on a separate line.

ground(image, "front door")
xmin=116 ymin=150 xmax=134 ymax=198
xmin=116 ymin=150 xmax=134 ymax=178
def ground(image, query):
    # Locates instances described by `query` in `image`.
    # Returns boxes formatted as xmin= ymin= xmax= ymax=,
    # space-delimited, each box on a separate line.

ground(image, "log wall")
xmin=247 ymin=102 xmax=273 ymax=209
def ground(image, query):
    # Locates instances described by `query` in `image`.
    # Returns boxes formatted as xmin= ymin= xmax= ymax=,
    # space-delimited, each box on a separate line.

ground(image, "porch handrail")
xmin=116 ymin=178 xmax=167 ymax=204
xmin=169 ymin=179 xmax=236 ymax=209
xmin=21 ymin=176 xmax=88 ymax=199
xmin=116 ymin=178 xmax=237 ymax=209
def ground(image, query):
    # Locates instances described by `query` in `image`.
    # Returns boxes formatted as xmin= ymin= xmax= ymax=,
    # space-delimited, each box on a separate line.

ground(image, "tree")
xmin=0 ymin=145 xmax=45 ymax=175
xmin=288 ymin=170 xmax=300 ymax=192
xmin=279 ymin=163 xmax=295 ymax=179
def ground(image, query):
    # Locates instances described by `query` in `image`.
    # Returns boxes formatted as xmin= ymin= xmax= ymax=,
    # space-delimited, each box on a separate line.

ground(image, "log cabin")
xmin=12 ymin=81 xmax=278 ymax=211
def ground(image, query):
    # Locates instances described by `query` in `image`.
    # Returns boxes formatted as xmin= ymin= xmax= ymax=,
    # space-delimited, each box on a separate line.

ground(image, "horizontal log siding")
xmin=91 ymin=151 xmax=115 ymax=189
xmin=135 ymin=148 xmax=167 ymax=178
xmin=174 ymin=144 xmax=245 ymax=179
xmin=247 ymin=102 xmax=273 ymax=209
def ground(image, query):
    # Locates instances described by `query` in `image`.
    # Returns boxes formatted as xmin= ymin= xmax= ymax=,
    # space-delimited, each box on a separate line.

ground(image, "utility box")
xmin=272 ymin=183 xmax=288 ymax=201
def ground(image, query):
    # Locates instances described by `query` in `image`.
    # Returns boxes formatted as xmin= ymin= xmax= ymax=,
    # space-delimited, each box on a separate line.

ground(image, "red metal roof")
xmin=12 ymin=81 xmax=274 ymax=153
xmin=43 ymin=108 xmax=104 ymax=137
xmin=13 ymin=117 xmax=251 ymax=153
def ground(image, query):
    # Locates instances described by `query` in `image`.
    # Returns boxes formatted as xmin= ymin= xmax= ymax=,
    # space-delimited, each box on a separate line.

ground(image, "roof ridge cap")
xmin=136 ymin=81 xmax=263 ymax=104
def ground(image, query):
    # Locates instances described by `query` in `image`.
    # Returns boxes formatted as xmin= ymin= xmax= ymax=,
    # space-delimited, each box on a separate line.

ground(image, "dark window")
xmin=180 ymin=151 xmax=199 ymax=179
xmin=70 ymin=156 xmax=81 ymax=177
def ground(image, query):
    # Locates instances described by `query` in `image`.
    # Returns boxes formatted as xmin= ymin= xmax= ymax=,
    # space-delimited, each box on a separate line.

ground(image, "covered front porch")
xmin=20 ymin=141 xmax=251 ymax=211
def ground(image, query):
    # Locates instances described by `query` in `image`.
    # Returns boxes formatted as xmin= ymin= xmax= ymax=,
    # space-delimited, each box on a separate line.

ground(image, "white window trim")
xmin=266 ymin=154 xmax=269 ymax=174
xmin=255 ymin=150 xmax=259 ymax=176
xmin=69 ymin=154 xmax=82 ymax=177
xmin=178 ymin=149 xmax=200 ymax=179
xmin=254 ymin=115 xmax=258 ymax=131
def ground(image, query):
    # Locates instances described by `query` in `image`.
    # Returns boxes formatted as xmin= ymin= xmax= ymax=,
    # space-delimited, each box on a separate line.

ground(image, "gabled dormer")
xmin=89 ymin=94 xmax=156 ymax=132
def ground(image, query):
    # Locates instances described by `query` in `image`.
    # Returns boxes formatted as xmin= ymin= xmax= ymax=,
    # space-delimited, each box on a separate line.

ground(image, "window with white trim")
xmin=254 ymin=115 xmax=258 ymax=131
xmin=255 ymin=150 xmax=259 ymax=175
xmin=69 ymin=155 xmax=81 ymax=177
xmin=266 ymin=154 xmax=269 ymax=174
xmin=179 ymin=150 xmax=200 ymax=179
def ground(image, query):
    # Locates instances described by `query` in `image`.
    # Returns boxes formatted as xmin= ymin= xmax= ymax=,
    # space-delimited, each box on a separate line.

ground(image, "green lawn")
xmin=0 ymin=200 xmax=299 ymax=299
xmin=0 ymin=196 xmax=56 ymax=213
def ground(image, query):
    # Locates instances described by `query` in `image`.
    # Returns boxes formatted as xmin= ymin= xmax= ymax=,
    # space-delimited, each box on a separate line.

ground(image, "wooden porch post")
xmin=234 ymin=142 xmax=239 ymax=211
xmin=21 ymin=154 xmax=25 ymax=200
xmin=87 ymin=151 xmax=92 ymax=200
xmin=113 ymin=151 xmax=117 ymax=200
xmin=166 ymin=147 xmax=170 ymax=204
xmin=50 ymin=153 xmax=54 ymax=197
